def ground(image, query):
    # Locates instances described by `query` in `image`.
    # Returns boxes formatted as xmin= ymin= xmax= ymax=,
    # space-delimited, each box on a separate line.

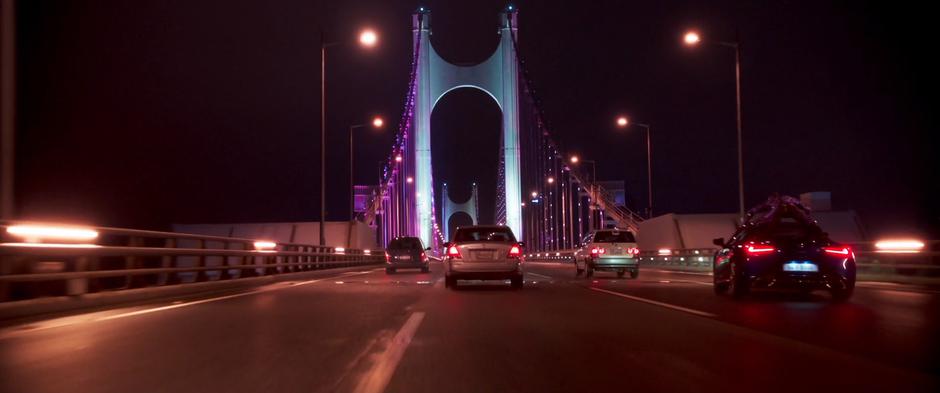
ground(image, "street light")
xmin=348 ymin=116 xmax=384 ymax=224
xmin=320 ymin=28 xmax=380 ymax=245
xmin=683 ymin=29 xmax=745 ymax=217
xmin=547 ymin=176 xmax=555 ymax=184
xmin=616 ymin=115 xmax=654 ymax=218
xmin=569 ymin=155 xmax=579 ymax=164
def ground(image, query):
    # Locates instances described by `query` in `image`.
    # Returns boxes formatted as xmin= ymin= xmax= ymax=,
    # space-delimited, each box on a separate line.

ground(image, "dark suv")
xmin=385 ymin=236 xmax=430 ymax=274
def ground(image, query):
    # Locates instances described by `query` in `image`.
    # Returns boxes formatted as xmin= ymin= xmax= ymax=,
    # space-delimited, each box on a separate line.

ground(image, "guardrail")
xmin=525 ymin=241 xmax=940 ymax=280
xmin=0 ymin=221 xmax=383 ymax=302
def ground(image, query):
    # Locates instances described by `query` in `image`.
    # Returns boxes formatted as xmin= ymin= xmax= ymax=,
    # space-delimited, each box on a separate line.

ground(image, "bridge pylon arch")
xmin=412 ymin=7 xmax=522 ymax=247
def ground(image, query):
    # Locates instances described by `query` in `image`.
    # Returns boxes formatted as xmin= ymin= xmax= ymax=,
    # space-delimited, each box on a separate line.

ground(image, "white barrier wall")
xmin=172 ymin=221 xmax=379 ymax=249
xmin=638 ymin=211 xmax=865 ymax=250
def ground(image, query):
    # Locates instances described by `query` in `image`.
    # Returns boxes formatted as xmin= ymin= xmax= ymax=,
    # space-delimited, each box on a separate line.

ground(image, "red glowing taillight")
xmin=627 ymin=247 xmax=640 ymax=256
xmin=590 ymin=247 xmax=606 ymax=255
xmin=745 ymin=245 xmax=776 ymax=255
xmin=420 ymin=252 xmax=428 ymax=261
xmin=508 ymin=244 xmax=522 ymax=258
xmin=823 ymin=246 xmax=850 ymax=256
xmin=385 ymin=252 xmax=391 ymax=264
xmin=448 ymin=245 xmax=461 ymax=258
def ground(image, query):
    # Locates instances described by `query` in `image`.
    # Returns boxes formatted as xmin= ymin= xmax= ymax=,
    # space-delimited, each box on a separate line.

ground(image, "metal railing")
xmin=0 ymin=221 xmax=383 ymax=302
xmin=526 ymin=241 xmax=940 ymax=280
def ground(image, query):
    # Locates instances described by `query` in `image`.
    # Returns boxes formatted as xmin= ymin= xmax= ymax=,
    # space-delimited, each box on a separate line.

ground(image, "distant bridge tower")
xmin=412 ymin=6 xmax=522 ymax=247
xmin=441 ymin=183 xmax=480 ymax=242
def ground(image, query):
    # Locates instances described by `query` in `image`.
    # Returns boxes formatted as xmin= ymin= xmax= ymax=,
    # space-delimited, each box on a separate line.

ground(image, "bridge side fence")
xmin=0 ymin=222 xmax=384 ymax=303
xmin=525 ymin=240 xmax=940 ymax=282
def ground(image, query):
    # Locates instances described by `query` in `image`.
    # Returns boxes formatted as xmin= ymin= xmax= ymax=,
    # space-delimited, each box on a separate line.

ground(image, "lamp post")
xmin=319 ymin=28 xmax=379 ymax=246
xmin=570 ymin=156 xmax=597 ymax=230
xmin=348 ymin=116 xmax=384 ymax=222
xmin=616 ymin=116 xmax=653 ymax=218
xmin=684 ymin=30 xmax=745 ymax=217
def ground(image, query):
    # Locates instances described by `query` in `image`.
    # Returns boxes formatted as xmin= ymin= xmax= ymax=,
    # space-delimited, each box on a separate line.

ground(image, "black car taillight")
xmin=745 ymin=244 xmax=776 ymax=256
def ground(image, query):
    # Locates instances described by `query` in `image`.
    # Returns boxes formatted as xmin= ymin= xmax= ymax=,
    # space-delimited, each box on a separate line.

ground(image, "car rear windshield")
xmin=388 ymin=237 xmax=423 ymax=250
xmin=593 ymin=231 xmax=636 ymax=243
xmin=753 ymin=221 xmax=824 ymax=243
xmin=454 ymin=227 xmax=517 ymax=242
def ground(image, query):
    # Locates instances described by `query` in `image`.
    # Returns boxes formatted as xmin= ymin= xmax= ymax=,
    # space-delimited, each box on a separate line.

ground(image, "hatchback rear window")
xmin=593 ymin=231 xmax=636 ymax=243
xmin=388 ymin=237 xmax=423 ymax=250
xmin=454 ymin=227 xmax=517 ymax=242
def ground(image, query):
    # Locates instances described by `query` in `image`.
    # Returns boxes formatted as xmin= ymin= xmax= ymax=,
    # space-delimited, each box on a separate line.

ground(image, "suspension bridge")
xmin=367 ymin=7 xmax=644 ymax=253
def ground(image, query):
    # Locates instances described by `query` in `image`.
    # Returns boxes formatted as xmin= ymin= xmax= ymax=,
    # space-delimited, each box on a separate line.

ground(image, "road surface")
xmin=1 ymin=262 xmax=938 ymax=393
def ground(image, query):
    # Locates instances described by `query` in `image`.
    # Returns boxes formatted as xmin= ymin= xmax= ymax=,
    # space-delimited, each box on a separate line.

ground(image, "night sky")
xmin=12 ymin=1 xmax=938 ymax=238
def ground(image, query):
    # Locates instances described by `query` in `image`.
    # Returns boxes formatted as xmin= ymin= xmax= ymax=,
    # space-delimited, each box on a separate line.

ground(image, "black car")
xmin=712 ymin=204 xmax=856 ymax=301
xmin=385 ymin=236 xmax=430 ymax=274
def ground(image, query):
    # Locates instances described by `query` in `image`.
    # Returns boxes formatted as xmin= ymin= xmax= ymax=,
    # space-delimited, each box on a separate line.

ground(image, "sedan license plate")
xmin=474 ymin=251 xmax=495 ymax=260
xmin=398 ymin=255 xmax=411 ymax=260
xmin=783 ymin=261 xmax=818 ymax=272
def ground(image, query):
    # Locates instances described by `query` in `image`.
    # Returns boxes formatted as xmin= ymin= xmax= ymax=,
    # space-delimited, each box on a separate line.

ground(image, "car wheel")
xmin=385 ymin=268 xmax=394 ymax=275
xmin=575 ymin=268 xmax=584 ymax=276
xmin=629 ymin=269 xmax=639 ymax=279
xmin=585 ymin=266 xmax=594 ymax=278
xmin=617 ymin=270 xmax=625 ymax=278
xmin=421 ymin=265 xmax=430 ymax=273
xmin=445 ymin=276 xmax=456 ymax=288
xmin=510 ymin=276 xmax=524 ymax=289
xmin=728 ymin=262 xmax=749 ymax=298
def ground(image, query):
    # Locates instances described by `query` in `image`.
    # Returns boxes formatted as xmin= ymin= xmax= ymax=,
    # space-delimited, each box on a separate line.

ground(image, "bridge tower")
xmin=441 ymin=183 xmax=480 ymax=242
xmin=412 ymin=6 xmax=522 ymax=247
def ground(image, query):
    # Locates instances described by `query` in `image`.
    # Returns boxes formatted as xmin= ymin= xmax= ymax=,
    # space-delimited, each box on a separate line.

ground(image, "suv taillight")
xmin=508 ymin=244 xmax=522 ymax=258
xmin=448 ymin=245 xmax=461 ymax=258
xmin=385 ymin=252 xmax=391 ymax=264
xmin=628 ymin=247 xmax=640 ymax=256
xmin=590 ymin=247 xmax=606 ymax=255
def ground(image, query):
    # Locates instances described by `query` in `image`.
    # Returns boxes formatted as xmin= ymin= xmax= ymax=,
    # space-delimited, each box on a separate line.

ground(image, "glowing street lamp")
xmin=372 ymin=117 xmax=384 ymax=128
xmin=616 ymin=116 xmax=629 ymax=127
xmin=683 ymin=31 xmax=701 ymax=45
xmin=547 ymin=176 xmax=555 ymax=184
xmin=531 ymin=191 xmax=538 ymax=198
xmin=569 ymin=155 xmax=579 ymax=164
xmin=359 ymin=29 xmax=378 ymax=47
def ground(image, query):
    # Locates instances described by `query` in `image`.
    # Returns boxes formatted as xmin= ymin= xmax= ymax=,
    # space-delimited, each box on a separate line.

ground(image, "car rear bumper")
xmin=387 ymin=261 xmax=428 ymax=269
xmin=446 ymin=259 xmax=522 ymax=277
xmin=750 ymin=272 xmax=851 ymax=290
xmin=590 ymin=257 xmax=638 ymax=270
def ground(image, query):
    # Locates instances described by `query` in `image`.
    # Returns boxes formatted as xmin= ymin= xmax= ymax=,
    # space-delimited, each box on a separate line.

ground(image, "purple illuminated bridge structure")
xmin=364 ymin=6 xmax=644 ymax=253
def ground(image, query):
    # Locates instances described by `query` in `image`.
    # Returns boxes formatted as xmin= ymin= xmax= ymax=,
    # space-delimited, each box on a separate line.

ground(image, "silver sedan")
xmin=443 ymin=225 xmax=524 ymax=289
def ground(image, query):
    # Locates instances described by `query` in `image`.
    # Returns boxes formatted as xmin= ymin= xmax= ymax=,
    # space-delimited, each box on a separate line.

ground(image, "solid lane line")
xmin=589 ymin=287 xmax=717 ymax=318
xmin=649 ymin=269 xmax=713 ymax=276
xmin=352 ymin=311 xmax=425 ymax=393
xmin=527 ymin=272 xmax=553 ymax=279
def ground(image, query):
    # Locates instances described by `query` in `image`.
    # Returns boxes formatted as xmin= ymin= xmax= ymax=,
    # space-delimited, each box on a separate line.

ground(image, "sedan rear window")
xmin=388 ymin=237 xmax=423 ymax=250
xmin=454 ymin=227 xmax=517 ymax=242
xmin=593 ymin=231 xmax=636 ymax=243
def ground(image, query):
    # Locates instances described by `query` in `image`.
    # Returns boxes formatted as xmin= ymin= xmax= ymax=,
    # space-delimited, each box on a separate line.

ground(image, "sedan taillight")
xmin=385 ymin=252 xmax=391 ymax=264
xmin=508 ymin=244 xmax=522 ymax=258
xmin=590 ymin=247 xmax=606 ymax=255
xmin=448 ymin=245 xmax=461 ymax=258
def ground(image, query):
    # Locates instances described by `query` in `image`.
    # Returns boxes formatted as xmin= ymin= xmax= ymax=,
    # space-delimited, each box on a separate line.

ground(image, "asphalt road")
xmin=1 ymin=261 xmax=938 ymax=393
